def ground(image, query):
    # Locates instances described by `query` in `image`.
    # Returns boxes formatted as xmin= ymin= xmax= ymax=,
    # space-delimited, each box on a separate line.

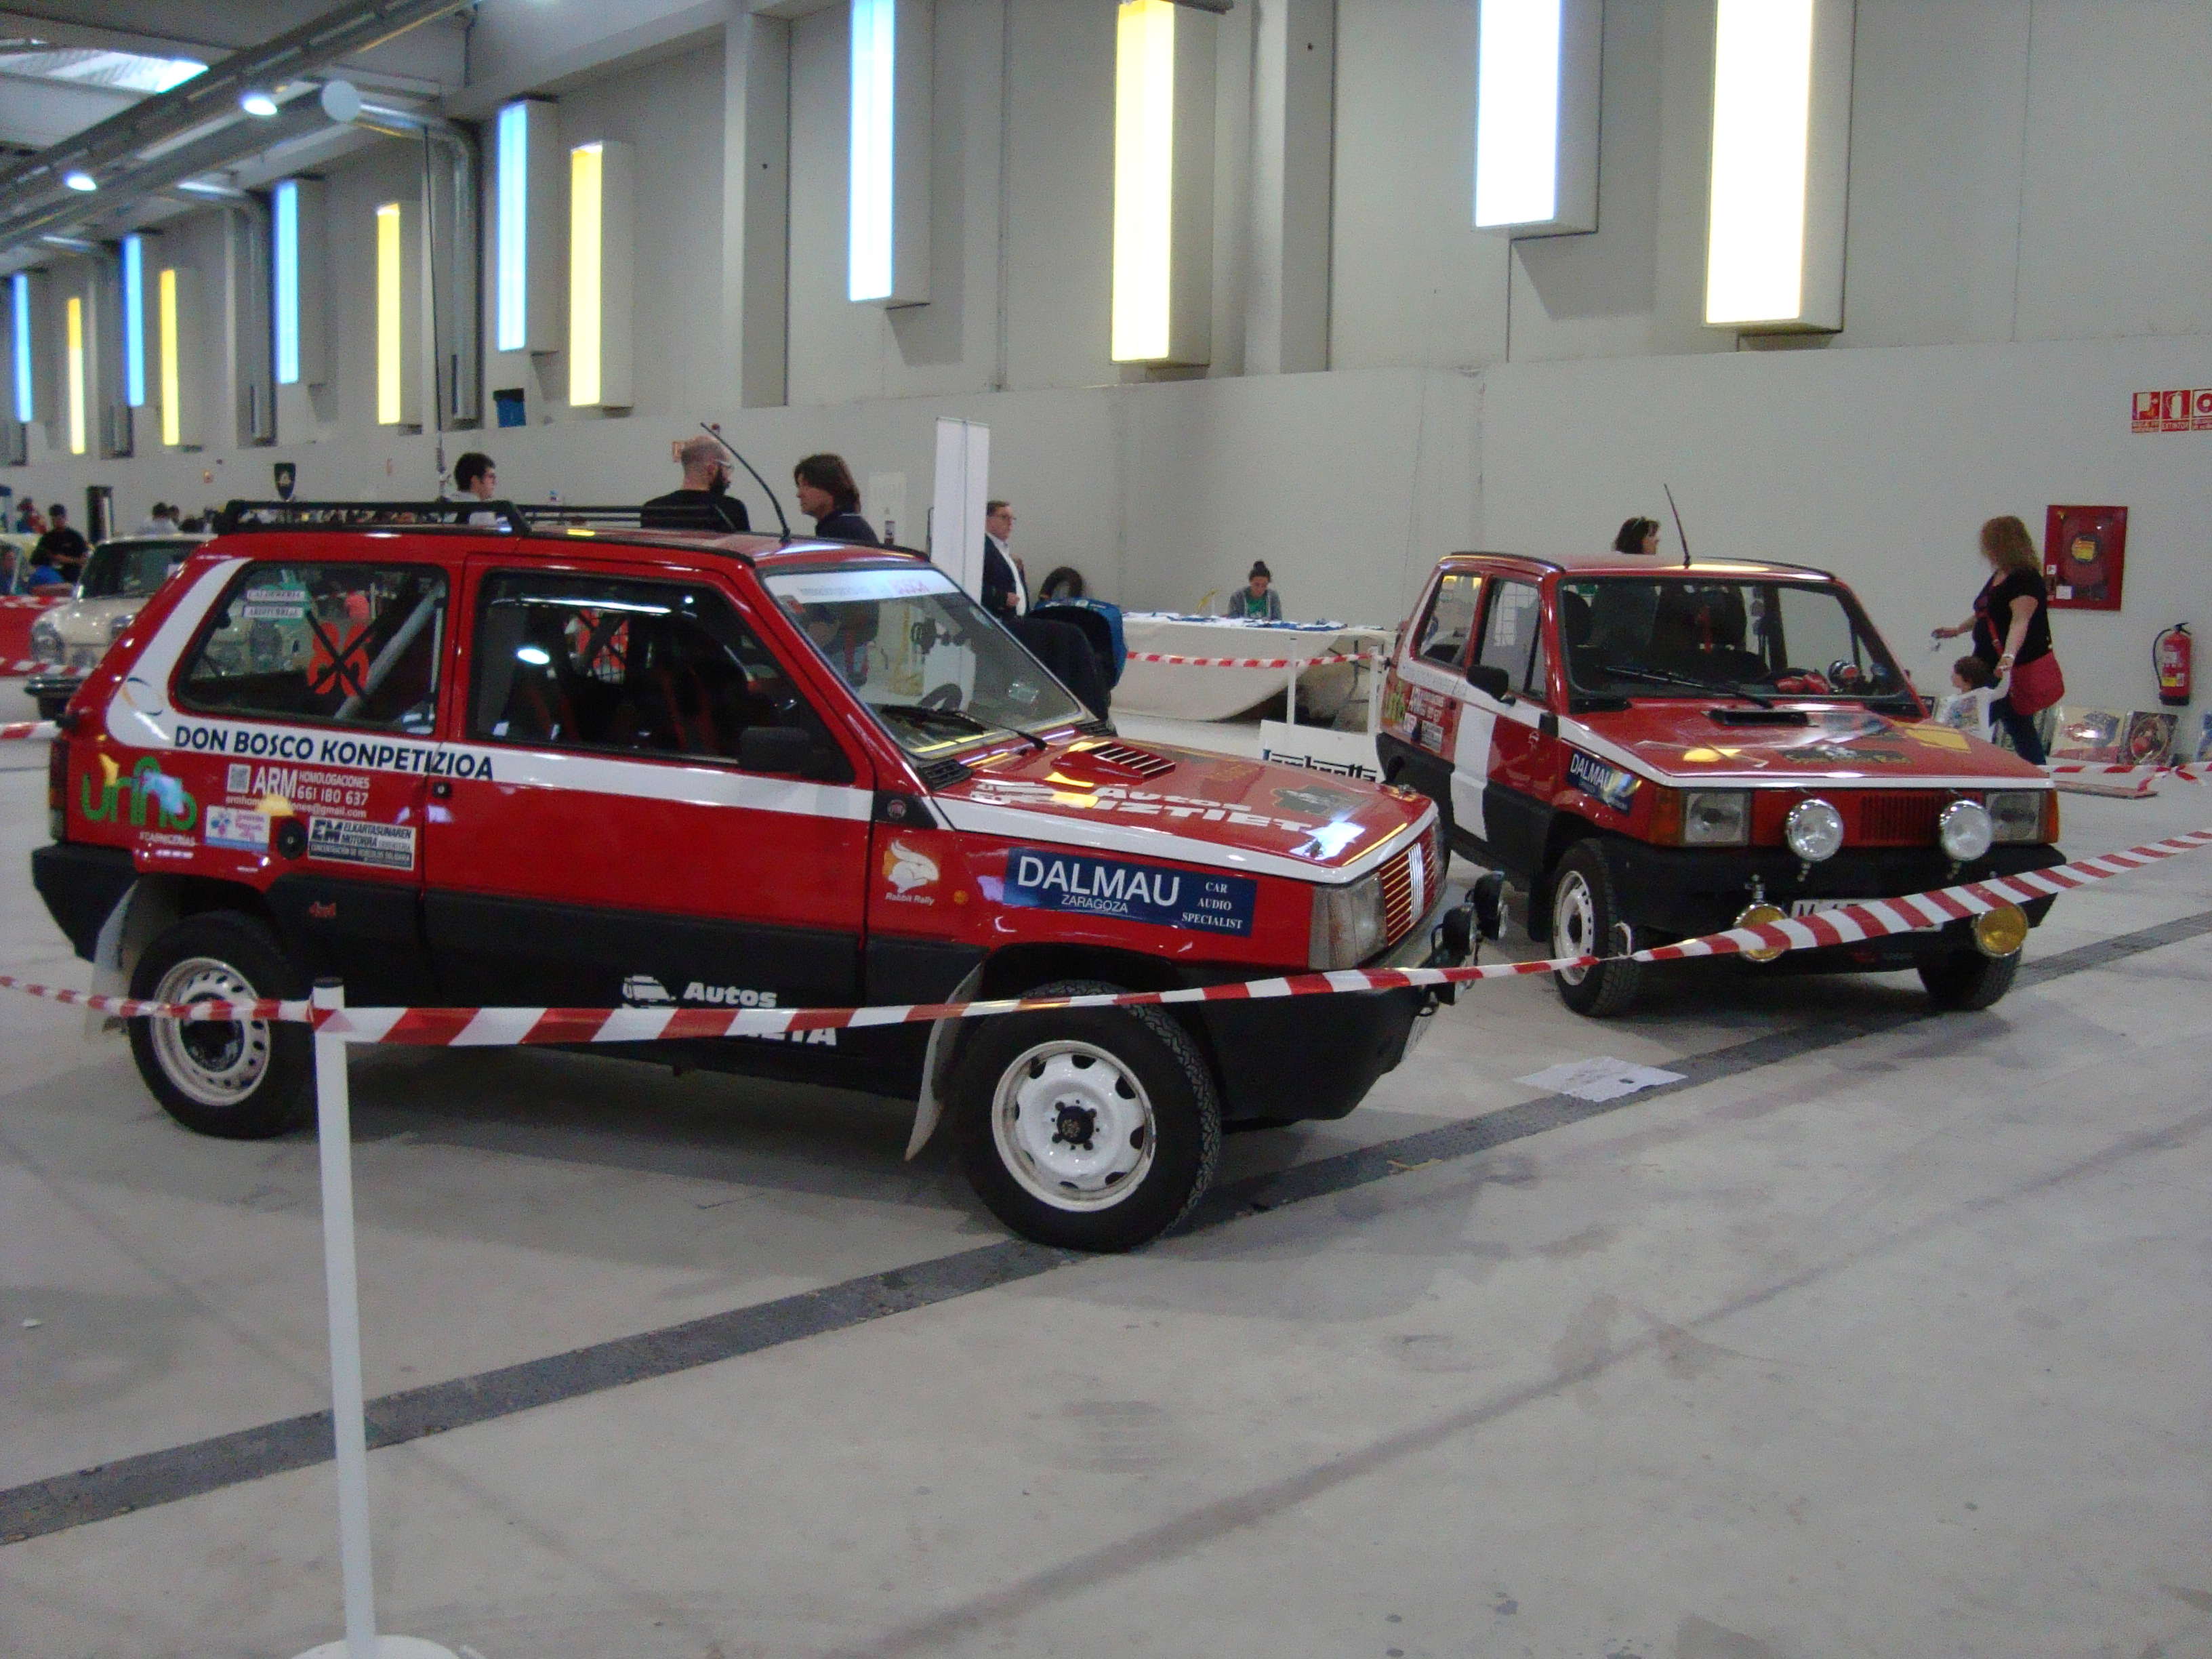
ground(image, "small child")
xmin=1935 ymin=654 xmax=2007 ymax=737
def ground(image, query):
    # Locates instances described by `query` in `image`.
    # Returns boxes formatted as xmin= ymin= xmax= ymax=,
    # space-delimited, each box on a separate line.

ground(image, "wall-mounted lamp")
xmin=1703 ymin=0 xmax=1853 ymax=332
xmin=373 ymin=200 xmax=420 ymax=426
xmin=1109 ymin=0 xmax=1216 ymax=365
xmin=121 ymin=234 xmax=148 ymax=409
xmin=567 ymin=140 xmax=633 ymax=407
xmin=1473 ymin=0 xmax=1601 ymax=235
xmin=63 ymin=295 xmax=85 ymax=455
xmin=847 ymin=0 xmax=932 ymax=306
xmin=495 ymin=100 xmax=562 ymax=353
xmin=272 ymin=178 xmax=326 ymax=387
xmin=157 ymin=266 xmax=196 ymax=447
xmin=12 ymin=271 xmax=40 ymax=425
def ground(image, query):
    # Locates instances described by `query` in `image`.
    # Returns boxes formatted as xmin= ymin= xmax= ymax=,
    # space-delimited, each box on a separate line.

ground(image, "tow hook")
xmin=1424 ymin=876 xmax=1500 ymax=1008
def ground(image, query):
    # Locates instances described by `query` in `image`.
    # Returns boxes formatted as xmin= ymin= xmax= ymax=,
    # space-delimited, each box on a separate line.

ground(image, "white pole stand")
xmin=292 ymin=981 xmax=459 ymax=1659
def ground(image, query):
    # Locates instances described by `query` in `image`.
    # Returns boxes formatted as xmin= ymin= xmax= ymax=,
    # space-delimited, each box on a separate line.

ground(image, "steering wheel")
xmin=919 ymin=682 xmax=963 ymax=710
xmin=1826 ymin=659 xmax=1866 ymax=691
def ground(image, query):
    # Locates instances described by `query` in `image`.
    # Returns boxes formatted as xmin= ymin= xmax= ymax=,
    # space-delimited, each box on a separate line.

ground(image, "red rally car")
xmin=1376 ymin=550 xmax=2065 ymax=1017
xmin=30 ymin=504 xmax=1472 ymax=1251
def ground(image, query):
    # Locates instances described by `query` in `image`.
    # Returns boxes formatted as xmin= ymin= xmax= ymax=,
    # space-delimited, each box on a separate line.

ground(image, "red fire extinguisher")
xmin=2154 ymin=622 xmax=2192 ymax=706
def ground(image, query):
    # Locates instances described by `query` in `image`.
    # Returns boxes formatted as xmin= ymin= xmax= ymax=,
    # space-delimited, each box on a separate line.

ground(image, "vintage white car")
xmin=26 ymin=534 xmax=205 ymax=717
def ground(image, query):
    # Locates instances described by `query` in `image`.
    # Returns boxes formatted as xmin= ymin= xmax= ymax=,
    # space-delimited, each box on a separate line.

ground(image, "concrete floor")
xmin=2 ymin=714 xmax=2209 ymax=1659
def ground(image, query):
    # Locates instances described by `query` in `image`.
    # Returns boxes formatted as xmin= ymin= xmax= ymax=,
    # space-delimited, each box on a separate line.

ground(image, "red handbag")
xmin=2007 ymin=651 xmax=2066 ymax=715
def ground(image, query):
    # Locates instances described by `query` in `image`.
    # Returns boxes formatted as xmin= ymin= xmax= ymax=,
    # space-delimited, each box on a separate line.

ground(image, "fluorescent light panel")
xmin=158 ymin=268 xmax=181 ymax=446
xmin=11 ymin=272 xmax=31 ymax=423
xmin=375 ymin=201 xmax=403 ymax=424
xmin=1111 ymin=0 xmax=1176 ymax=361
xmin=1704 ymin=0 xmax=1852 ymax=331
xmin=273 ymin=180 xmax=301 ymax=384
xmin=1473 ymin=0 xmax=1601 ymax=234
xmin=64 ymin=295 xmax=83 ymax=454
xmin=846 ymin=0 xmax=930 ymax=306
xmin=567 ymin=140 xmax=632 ymax=407
xmin=495 ymin=102 xmax=529 ymax=350
xmin=121 ymin=234 xmax=146 ymax=406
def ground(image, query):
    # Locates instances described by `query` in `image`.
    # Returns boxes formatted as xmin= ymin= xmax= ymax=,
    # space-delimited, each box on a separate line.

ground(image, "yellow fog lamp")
xmin=1973 ymin=903 xmax=2028 ymax=959
xmin=1734 ymin=901 xmax=1789 ymax=962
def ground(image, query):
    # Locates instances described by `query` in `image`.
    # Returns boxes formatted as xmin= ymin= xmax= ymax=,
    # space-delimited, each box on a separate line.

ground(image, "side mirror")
xmin=1465 ymin=662 xmax=1513 ymax=700
xmin=738 ymin=724 xmax=815 ymax=774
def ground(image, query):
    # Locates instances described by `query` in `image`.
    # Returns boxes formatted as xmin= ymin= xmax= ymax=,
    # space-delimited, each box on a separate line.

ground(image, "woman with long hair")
xmin=1932 ymin=515 xmax=2060 ymax=763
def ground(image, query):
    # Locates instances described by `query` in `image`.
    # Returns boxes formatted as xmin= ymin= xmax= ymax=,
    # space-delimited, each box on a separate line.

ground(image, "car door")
xmin=1389 ymin=568 xmax=1483 ymax=819
xmin=1463 ymin=578 xmax=1552 ymax=876
xmin=419 ymin=559 xmax=877 ymax=1071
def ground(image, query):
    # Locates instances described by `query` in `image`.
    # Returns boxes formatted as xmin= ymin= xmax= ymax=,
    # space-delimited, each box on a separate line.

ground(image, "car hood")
xmin=1578 ymin=703 xmax=2050 ymax=785
xmin=936 ymin=736 xmax=1430 ymax=877
xmin=40 ymin=596 xmax=140 ymax=642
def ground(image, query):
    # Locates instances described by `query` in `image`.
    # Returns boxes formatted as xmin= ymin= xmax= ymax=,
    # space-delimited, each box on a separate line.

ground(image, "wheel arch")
xmin=98 ymin=874 xmax=281 ymax=993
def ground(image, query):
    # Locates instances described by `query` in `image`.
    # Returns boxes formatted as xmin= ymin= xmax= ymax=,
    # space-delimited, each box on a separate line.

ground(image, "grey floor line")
xmin=3 ymin=906 xmax=2208 ymax=1548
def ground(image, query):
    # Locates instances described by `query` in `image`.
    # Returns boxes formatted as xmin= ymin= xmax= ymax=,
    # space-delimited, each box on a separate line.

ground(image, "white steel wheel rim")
xmin=991 ymin=1039 xmax=1156 ymax=1213
xmin=1553 ymin=870 xmax=1597 ymax=987
xmin=148 ymin=956 xmax=272 ymax=1108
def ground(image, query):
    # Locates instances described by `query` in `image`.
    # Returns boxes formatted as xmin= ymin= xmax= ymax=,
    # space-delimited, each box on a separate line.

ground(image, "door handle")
xmin=430 ymin=779 xmax=453 ymax=800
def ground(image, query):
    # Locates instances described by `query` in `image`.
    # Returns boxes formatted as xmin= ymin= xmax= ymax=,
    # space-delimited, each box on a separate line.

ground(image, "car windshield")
xmin=80 ymin=539 xmax=192 ymax=599
xmin=764 ymin=564 xmax=1088 ymax=754
xmin=1559 ymin=577 xmax=1908 ymax=702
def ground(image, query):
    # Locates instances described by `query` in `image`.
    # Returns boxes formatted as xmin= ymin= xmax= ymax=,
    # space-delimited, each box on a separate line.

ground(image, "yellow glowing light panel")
xmin=375 ymin=202 xmax=404 ymax=424
xmin=158 ymin=268 xmax=182 ymax=447
xmin=569 ymin=142 xmax=603 ymax=407
xmin=64 ymin=295 xmax=85 ymax=455
xmin=1704 ymin=0 xmax=1816 ymax=326
xmin=1111 ymin=0 xmax=1176 ymax=363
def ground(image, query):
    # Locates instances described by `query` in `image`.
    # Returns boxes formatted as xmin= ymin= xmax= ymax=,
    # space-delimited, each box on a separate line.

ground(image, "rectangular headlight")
xmin=1683 ymin=790 xmax=1751 ymax=846
xmin=1986 ymin=790 xmax=2045 ymax=843
xmin=1309 ymin=872 xmax=1386 ymax=969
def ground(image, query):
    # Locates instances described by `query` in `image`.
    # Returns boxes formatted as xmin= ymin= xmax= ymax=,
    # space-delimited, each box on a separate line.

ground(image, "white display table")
xmin=1115 ymin=613 xmax=1389 ymax=722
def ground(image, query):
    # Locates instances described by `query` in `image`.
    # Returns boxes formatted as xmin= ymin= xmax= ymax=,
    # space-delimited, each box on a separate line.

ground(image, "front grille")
xmin=1854 ymin=792 xmax=1943 ymax=845
xmin=1377 ymin=823 xmax=1437 ymax=948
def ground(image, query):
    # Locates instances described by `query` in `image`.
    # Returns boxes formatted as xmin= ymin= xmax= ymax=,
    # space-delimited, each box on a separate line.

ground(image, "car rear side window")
xmin=467 ymin=572 xmax=848 ymax=779
xmin=1475 ymin=580 xmax=1543 ymax=689
xmin=1414 ymin=572 xmax=1482 ymax=666
xmin=178 ymin=561 xmax=447 ymax=732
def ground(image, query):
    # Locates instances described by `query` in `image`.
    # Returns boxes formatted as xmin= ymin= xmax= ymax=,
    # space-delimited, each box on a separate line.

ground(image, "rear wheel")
xmin=127 ymin=912 xmax=311 ymax=1139
xmin=953 ymin=979 xmax=1220 ymax=1251
xmin=1918 ymin=947 xmax=2021 ymax=1012
xmin=1550 ymin=844 xmax=1643 ymax=1017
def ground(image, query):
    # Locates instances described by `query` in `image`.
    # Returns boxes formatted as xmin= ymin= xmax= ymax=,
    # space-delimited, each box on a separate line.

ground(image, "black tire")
xmin=1549 ymin=842 xmax=1643 ymax=1017
xmin=127 ymin=912 xmax=312 ymax=1139
xmin=952 ymin=979 xmax=1221 ymax=1251
xmin=1918 ymin=947 xmax=2022 ymax=1012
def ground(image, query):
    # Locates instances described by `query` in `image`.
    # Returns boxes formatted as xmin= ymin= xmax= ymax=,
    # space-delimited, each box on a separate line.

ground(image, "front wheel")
xmin=953 ymin=979 xmax=1221 ymax=1251
xmin=1919 ymin=947 xmax=2022 ymax=1012
xmin=127 ymin=912 xmax=312 ymax=1139
xmin=1549 ymin=844 xmax=1643 ymax=1017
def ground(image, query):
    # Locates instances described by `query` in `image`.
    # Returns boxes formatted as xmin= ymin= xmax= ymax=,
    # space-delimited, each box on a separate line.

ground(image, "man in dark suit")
xmin=979 ymin=499 xmax=1026 ymax=620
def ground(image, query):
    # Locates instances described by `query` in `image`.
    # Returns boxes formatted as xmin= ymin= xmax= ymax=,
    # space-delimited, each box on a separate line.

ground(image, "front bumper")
xmin=24 ymin=670 xmax=83 ymax=706
xmin=1593 ymin=839 xmax=2066 ymax=964
xmin=1193 ymin=886 xmax=1477 ymax=1124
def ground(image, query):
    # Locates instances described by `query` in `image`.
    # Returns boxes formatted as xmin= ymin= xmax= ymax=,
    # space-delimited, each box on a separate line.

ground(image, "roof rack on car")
xmin=214 ymin=499 xmax=534 ymax=536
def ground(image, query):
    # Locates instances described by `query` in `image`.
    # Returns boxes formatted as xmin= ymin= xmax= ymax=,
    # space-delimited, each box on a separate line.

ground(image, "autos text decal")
xmin=1566 ymin=749 xmax=1638 ymax=815
xmin=171 ymin=720 xmax=496 ymax=779
xmin=1003 ymin=847 xmax=1256 ymax=935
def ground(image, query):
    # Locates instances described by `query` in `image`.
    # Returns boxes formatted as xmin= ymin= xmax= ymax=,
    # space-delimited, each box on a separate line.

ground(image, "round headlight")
xmin=1938 ymin=798 xmax=1994 ymax=863
xmin=28 ymin=617 xmax=59 ymax=659
xmin=1783 ymin=798 xmax=1845 ymax=863
xmin=107 ymin=611 xmax=134 ymax=641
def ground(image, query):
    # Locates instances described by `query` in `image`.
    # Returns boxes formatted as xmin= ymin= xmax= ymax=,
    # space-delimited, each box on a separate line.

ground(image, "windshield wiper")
xmin=1600 ymin=665 xmax=1770 ymax=706
xmin=875 ymin=703 xmax=1045 ymax=752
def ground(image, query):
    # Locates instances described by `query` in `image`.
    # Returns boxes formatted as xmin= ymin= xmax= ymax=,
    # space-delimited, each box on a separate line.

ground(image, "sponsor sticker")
xmin=882 ymin=838 xmax=940 ymax=903
xmin=1567 ymin=749 xmax=1639 ymax=815
xmin=1003 ymin=847 xmax=1256 ymax=936
xmin=203 ymin=804 xmax=271 ymax=851
xmin=306 ymin=816 xmax=416 ymax=872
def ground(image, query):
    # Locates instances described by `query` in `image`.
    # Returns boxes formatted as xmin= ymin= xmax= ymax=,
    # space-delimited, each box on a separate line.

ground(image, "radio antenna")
xmin=701 ymin=422 xmax=792 ymax=538
xmin=1663 ymin=483 xmax=1693 ymax=569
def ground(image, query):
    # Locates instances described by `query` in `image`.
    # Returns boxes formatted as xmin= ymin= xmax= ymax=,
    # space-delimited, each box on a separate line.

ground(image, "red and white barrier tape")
xmin=0 ymin=660 xmax=43 ymax=676
xmin=0 ymin=720 xmax=56 ymax=741
xmin=1124 ymin=649 xmax=1374 ymax=670
xmin=2048 ymin=761 xmax=2211 ymax=786
xmin=5 ymin=827 xmax=2206 ymax=1045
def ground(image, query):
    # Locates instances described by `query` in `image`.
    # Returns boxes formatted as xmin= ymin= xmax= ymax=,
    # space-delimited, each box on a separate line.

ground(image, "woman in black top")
xmin=1932 ymin=514 xmax=2053 ymax=763
xmin=792 ymin=453 xmax=879 ymax=545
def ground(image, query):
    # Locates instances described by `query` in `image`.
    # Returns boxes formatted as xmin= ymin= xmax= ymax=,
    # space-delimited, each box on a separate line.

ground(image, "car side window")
xmin=466 ymin=572 xmax=850 ymax=779
xmin=1475 ymin=580 xmax=1543 ymax=691
xmin=1414 ymin=572 xmax=1482 ymax=666
xmin=178 ymin=561 xmax=447 ymax=733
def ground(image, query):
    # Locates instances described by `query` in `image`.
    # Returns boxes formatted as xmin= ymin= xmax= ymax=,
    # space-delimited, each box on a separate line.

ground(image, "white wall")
xmin=1481 ymin=335 xmax=2212 ymax=714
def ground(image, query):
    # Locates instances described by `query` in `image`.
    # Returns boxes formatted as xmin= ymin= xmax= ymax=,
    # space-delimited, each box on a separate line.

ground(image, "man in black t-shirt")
xmin=642 ymin=436 xmax=751 ymax=532
xmin=32 ymin=504 xmax=87 ymax=581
